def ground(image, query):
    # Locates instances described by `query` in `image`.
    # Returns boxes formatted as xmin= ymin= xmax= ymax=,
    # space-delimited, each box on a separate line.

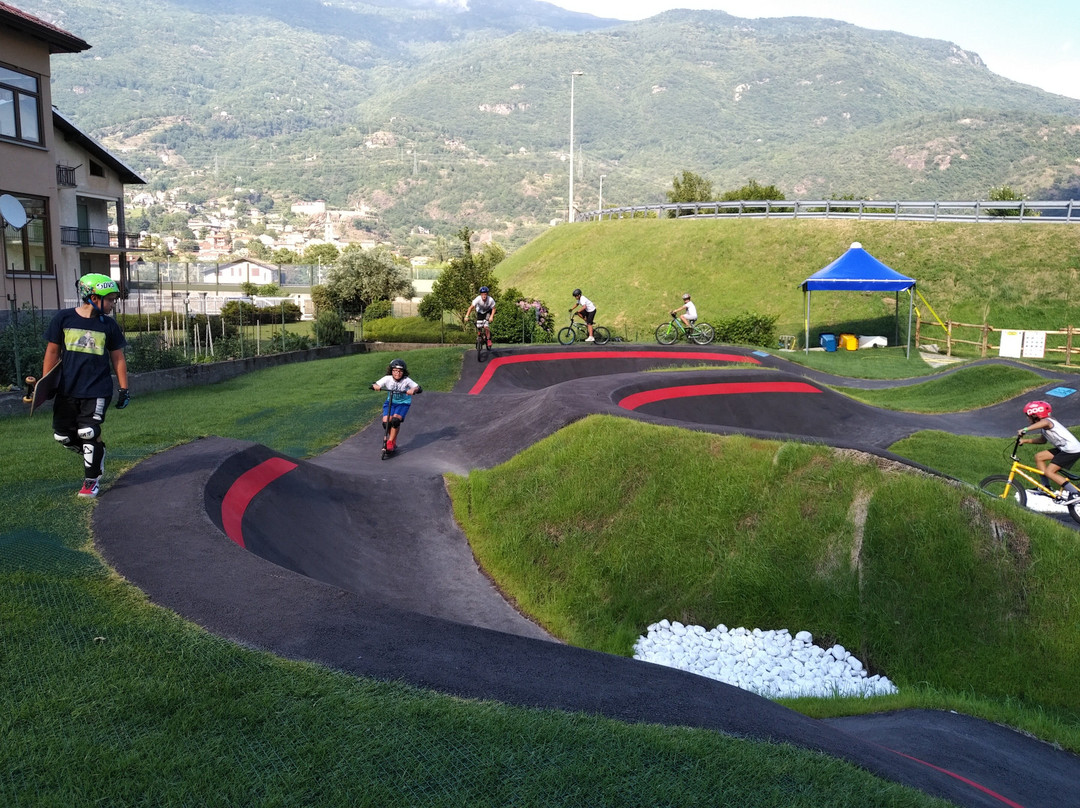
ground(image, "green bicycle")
xmin=979 ymin=436 xmax=1080 ymax=524
xmin=655 ymin=312 xmax=715 ymax=345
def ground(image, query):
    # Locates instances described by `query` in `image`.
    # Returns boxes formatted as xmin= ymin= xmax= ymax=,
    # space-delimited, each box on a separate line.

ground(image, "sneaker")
xmin=584 ymin=335 xmax=595 ymax=342
xmin=1061 ymin=491 xmax=1080 ymax=505
xmin=386 ymin=439 xmax=396 ymax=452
xmin=78 ymin=477 xmax=100 ymax=498
xmin=487 ymin=340 xmax=492 ymax=349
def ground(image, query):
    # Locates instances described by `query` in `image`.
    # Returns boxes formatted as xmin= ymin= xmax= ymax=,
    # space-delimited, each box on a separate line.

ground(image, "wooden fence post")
xmin=981 ymin=324 xmax=989 ymax=358
xmin=1067 ymin=326 xmax=1074 ymax=367
xmin=946 ymin=322 xmax=953 ymax=357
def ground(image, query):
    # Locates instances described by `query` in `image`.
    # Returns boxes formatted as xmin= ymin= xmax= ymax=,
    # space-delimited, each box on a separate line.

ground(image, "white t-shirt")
xmin=577 ymin=294 xmax=596 ymax=312
xmin=374 ymin=375 xmax=418 ymax=398
xmin=471 ymin=295 xmax=495 ymax=317
xmin=683 ymin=301 xmax=697 ymax=320
xmin=1040 ymin=417 xmax=1080 ymax=454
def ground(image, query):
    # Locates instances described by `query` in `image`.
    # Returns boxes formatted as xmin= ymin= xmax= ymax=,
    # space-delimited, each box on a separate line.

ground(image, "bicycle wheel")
xmin=593 ymin=326 xmax=610 ymax=345
xmin=691 ymin=322 xmax=715 ymax=345
xmin=979 ymin=475 xmax=1027 ymax=508
xmin=1068 ymin=501 xmax=1080 ymax=525
xmin=655 ymin=322 xmax=678 ymax=345
xmin=476 ymin=333 xmax=485 ymax=361
xmin=557 ymin=326 xmax=576 ymax=345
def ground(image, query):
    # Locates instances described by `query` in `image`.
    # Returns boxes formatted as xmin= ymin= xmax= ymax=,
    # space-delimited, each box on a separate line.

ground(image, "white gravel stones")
xmin=633 ymin=620 xmax=898 ymax=699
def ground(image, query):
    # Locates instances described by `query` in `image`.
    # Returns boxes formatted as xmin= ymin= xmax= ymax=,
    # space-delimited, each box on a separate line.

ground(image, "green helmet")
xmin=77 ymin=273 xmax=119 ymax=301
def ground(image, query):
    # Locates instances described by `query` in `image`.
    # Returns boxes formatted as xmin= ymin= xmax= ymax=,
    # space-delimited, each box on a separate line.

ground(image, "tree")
xmin=667 ymin=170 xmax=713 ymax=204
xmin=303 ymin=242 xmax=341 ymax=266
xmin=720 ymin=179 xmax=786 ymax=201
xmin=988 ymin=185 xmax=1028 ymax=217
xmin=325 ymin=245 xmax=414 ymax=319
xmin=271 ymin=247 xmax=302 ymax=264
xmin=418 ymin=227 xmax=505 ymax=326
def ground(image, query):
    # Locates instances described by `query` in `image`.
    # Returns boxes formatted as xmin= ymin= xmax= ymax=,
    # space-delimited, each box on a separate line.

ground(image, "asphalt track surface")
xmin=95 ymin=344 xmax=1080 ymax=808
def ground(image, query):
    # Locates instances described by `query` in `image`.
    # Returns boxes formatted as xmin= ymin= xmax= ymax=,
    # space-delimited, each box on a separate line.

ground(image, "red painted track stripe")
xmin=221 ymin=457 xmax=298 ymax=548
xmin=886 ymin=748 xmax=1027 ymax=808
xmin=468 ymin=350 xmax=758 ymax=395
xmin=618 ymin=381 xmax=820 ymax=410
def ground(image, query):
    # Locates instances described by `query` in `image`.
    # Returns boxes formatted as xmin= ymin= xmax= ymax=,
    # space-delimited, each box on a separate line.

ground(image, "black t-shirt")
xmin=44 ymin=308 xmax=127 ymax=399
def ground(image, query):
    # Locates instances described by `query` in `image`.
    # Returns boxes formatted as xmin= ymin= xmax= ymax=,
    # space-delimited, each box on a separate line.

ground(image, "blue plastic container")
xmin=820 ymin=333 xmax=837 ymax=352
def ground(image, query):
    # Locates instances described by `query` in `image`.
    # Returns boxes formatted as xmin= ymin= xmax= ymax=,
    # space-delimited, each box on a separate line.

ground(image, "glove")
xmin=116 ymin=388 xmax=131 ymax=409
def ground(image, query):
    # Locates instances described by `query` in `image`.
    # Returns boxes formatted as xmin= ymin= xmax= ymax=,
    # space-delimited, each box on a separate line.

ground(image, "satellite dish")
xmin=0 ymin=194 xmax=28 ymax=230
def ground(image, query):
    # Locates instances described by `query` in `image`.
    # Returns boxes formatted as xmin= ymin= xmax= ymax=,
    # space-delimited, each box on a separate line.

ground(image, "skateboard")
xmin=23 ymin=359 xmax=62 ymax=416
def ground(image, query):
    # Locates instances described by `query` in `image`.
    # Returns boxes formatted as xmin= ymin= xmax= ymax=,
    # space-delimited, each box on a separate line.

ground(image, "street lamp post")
xmin=568 ymin=70 xmax=583 ymax=223
xmin=599 ymin=174 xmax=606 ymax=220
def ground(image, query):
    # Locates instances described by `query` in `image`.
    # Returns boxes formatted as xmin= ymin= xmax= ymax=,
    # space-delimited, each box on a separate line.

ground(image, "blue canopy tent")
xmin=801 ymin=242 xmax=916 ymax=357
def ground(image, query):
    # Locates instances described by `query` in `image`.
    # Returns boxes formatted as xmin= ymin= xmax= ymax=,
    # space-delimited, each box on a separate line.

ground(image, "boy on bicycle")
xmin=671 ymin=293 xmax=697 ymax=329
xmin=465 ymin=287 xmax=496 ymax=349
xmin=569 ymin=288 xmax=597 ymax=342
xmin=1018 ymin=399 xmax=1080 ymax=503
xmin=372 ymin=358 xmax=421 ymax=453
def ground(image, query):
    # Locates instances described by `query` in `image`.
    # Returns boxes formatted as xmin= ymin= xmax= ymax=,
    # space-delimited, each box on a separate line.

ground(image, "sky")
xmin=545 ymin=0 xmax=1080 ymax=100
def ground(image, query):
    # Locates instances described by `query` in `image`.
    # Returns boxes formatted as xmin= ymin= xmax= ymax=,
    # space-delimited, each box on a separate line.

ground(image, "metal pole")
xmin=599 ymin=174 xmax=605 ymax=220
xmin=568 ymin=71 xmax=583 ymax=223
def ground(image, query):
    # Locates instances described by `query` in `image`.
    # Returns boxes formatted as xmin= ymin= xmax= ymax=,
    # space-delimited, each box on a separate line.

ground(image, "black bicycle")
xmin=557 ymin=312 xmax=610 ymax=345
xmin=475 ymin=318 xmax=491 ymax=362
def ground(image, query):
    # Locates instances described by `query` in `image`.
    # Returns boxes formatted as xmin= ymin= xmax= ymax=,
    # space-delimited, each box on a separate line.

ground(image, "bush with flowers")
xmin=490 ymin=287 xmax=554 ymax=344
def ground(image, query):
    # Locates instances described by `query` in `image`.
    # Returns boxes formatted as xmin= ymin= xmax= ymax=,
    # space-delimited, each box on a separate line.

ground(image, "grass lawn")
xmin=0 ymin=347 xmax=958 ymax=807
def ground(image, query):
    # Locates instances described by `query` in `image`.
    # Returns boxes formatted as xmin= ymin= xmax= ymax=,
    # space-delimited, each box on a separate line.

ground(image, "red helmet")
xmin=1023 ymin=400 xmax=1052 ymax=419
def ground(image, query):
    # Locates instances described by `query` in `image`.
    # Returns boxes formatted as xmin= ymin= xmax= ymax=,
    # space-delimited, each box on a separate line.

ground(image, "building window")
xmin=89 ymin=159 xmax=104 ymax=177
xmin=0 ymin=64 xmax=42 ymax=145
xmin=3 ymin=196 xmax=50 ymax=276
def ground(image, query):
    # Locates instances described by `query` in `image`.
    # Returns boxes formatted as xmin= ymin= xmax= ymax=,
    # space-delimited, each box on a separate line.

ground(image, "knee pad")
xmin=389 ymin=416 xmax=403 ymax=429
xmin=54 ymin=432 xmax=81 ymax=453
xmin=78 ymin=424 xmax=100 ymax=441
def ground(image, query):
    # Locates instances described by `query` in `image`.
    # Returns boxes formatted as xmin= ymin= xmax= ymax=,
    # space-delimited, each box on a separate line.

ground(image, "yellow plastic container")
xmin=839 ymin=333 xmax=858 ymax=351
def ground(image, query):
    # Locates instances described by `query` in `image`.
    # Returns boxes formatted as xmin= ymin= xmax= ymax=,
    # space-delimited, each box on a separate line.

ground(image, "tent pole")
xmin=804 ymin=288 xmax=810 ymax=353
xmin=895 ymin=291 xmax=899 ymax=346
xmin=906 ymin=287 xmax=914 ymax=358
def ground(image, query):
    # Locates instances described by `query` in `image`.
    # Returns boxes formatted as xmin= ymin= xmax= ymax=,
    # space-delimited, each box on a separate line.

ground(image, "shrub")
xmin=124 ymin=332 xmax=187 ymax=372
xmin=0 ymin=306 xmax=48 ymax=388
xmin=364 ymin=300 xmax=393 ymax=321
xmin=313 ymin=310 xmax=349 ymax=346
xmin=490 ymin=290 xmax=553 ymax=344
xmin=713 ymin=312 xmax=778 ymax=347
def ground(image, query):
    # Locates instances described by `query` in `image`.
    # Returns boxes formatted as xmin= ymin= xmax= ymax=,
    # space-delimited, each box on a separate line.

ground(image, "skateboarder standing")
xmin=371 ymin=358 xmax=421 ymax=454
xmin=41 ymin=273 xmax=130 ymax=498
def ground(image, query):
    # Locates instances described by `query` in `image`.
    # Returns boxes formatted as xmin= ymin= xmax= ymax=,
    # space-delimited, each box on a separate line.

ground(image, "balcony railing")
xmin=56 ymin=164 xmax=78 ymax=187
xmin=60 ymin=227 xmax=146 ymax=250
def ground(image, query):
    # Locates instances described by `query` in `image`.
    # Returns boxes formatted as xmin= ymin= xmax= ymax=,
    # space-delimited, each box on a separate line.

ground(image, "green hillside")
xmin=496 ymin=218 xmax=1080 ymax=341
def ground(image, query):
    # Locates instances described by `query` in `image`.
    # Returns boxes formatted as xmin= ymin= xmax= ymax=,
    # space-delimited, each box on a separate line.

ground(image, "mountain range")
xmin=18 ymin=0 xmax=1080 ymax=248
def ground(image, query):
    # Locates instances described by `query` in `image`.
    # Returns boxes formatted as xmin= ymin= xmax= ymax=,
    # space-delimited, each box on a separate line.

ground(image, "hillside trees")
xmin=419 ymin=227 xmax=506 ymax=326
xmin=325 ymin=245 xmax=414 ymax=319
xmin=666 ymin=171 xmax=714 ymax=216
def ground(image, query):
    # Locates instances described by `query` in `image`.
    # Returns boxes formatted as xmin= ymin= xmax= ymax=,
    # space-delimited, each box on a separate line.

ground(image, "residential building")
xmin=1 ymin=1 xmax=145 ymax=322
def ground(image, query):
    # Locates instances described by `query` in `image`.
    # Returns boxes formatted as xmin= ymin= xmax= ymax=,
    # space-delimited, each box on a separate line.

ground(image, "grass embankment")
xmin=834 ymin=364 xmax=1052 ymax=411
xmin=496 ymin=217 xmax=1080 ymax=341
xmin=0 ymin=348 xmax=951 ymax=807
xmin=451 ymin=414 xmax=1080 ymax=753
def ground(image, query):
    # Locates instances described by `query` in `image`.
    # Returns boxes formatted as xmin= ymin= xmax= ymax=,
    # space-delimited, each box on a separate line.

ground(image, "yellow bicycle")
xmin=979 ymin=436 xmax=1080 ymax=524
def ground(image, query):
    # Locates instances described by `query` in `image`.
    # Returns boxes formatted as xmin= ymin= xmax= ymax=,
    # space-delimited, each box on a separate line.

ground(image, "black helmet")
xmin=572 ymin=288 xmax=581 ymax=297
xmin=388 ymin=358 xmax=408 ymax=374
xmin=479 ymin=286 xmax=489 ymax=293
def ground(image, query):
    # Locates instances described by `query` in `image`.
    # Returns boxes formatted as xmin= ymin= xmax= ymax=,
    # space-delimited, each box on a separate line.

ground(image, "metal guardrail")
xmin=581 ymin=199 xmax=1080 ymax=223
